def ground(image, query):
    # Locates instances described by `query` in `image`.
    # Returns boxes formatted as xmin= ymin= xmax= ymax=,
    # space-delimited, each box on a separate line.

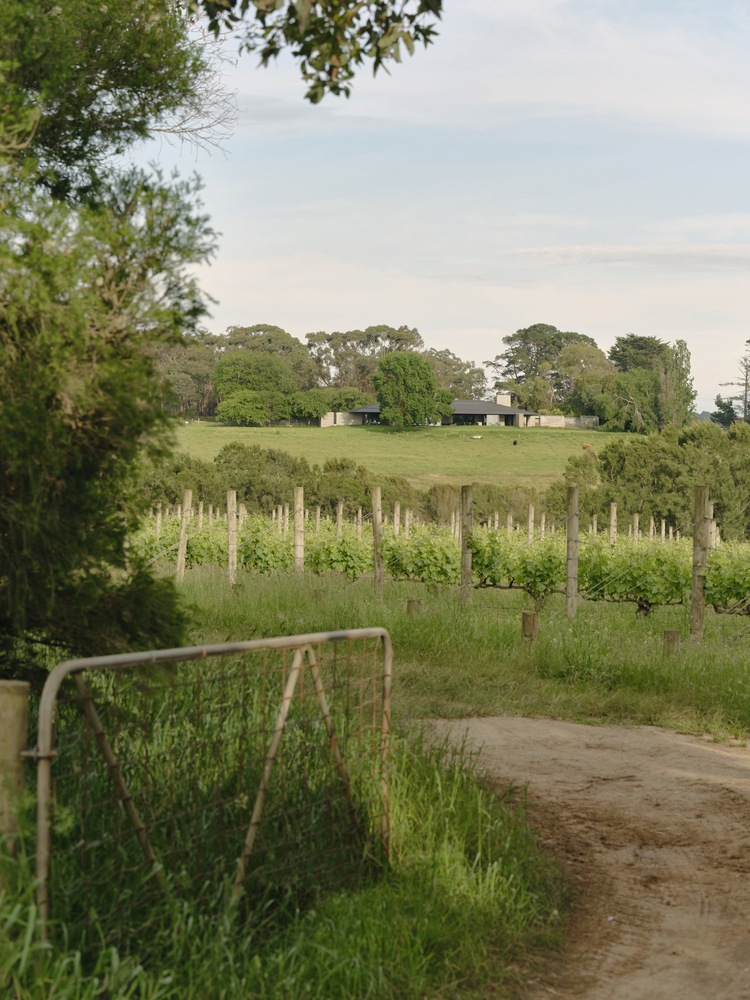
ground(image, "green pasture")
xmin=175 ymin=422 xmax=625 ymax=491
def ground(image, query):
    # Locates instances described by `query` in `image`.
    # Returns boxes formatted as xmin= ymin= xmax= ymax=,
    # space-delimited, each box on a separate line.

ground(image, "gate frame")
xmin=33 ymin=628 xmax=392 ymax=939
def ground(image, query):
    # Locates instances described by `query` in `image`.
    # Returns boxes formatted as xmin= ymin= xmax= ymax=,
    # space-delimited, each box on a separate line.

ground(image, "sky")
xmin=141 ymin=0 xmax=750 ymax=412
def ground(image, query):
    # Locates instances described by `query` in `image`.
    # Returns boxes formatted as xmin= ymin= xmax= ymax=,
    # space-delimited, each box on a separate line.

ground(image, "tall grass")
xmin=184 ymin=568 xmax=750 ymax=740
xmin=1 ymin=737 xmax=566 ymax=998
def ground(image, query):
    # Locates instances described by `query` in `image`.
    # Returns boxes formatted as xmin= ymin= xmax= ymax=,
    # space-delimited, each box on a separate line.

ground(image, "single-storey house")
xmin=321 ymin=393 xmax=537 ymax=428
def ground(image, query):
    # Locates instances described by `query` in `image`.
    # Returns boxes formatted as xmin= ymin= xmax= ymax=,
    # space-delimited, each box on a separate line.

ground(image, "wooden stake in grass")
xmin=197 ymin=501 xmax=204 ymax=532
xmin=527 ymin=503 xmax=534 ymax=545
xmin=633 ymin=513 xmax=639 ymax=542
xmin=393 ymin=501 xmax=400 ymax=537
xmin=156 ymin=501 xmax=162 ymax=540
xmin=690 ymin=485 xmax=710 ymax=642
xmin=372 ymin=487 xmax=383 ymax=596
xmin=336 ymin=500 xmax=344 ymax=540
xmin=0 ymin=681 xmax=29 ymax=859
xmin=540 ymin=511 xmax=546 ymax=540
xmin=227 ymin=490 xmax=237 ymax=587
xmin=461 ymin=485 xmax=473 ymax=607
xmin=283 ymin=503 xmax=289 ymax=538
xmin=566 ymin=486 xmax=579 ymax=619
xmin=294 ymin=487 xmax=304 ymax=574
xmin=663 ymin=630 xmax=681 ymax=655
xmin=609 ymin=502 xmax=617 ymax=546
xmin=522 ymin=611 xmax=537 ymax=642
xmin=405 ymin=508 xmax=411 ymax=539
xmin=506 ymin=513 xmax=513 ymax=539
xmin=357 ymin=506 xmax=363 ymax=539
xmin=316 ymin=506 xmax=321 ymax=533
xmin=176 ymin=489 xmax=192 ymax=583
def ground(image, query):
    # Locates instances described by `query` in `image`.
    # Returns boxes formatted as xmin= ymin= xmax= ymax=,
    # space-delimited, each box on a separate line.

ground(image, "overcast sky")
xmin=142 ymin=0 xmax=750 ymax=412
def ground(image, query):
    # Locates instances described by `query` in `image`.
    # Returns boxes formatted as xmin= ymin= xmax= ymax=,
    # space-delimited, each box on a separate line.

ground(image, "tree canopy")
xmin=192 ymin=0 xmax=443 ymax=103
xmin=372 ymin=351 xmax=452 ymax=430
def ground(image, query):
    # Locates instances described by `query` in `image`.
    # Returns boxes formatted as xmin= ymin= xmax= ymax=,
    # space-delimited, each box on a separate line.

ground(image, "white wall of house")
xmin=320 ymin=411 xmax=364 ymax=427
xmin=486 ymin=414 xmax=501 ymax=426
xmin=495 ymin=392 xmax=512 ymax=406
xmin=530 ymin=414 xmax=600 ymax=429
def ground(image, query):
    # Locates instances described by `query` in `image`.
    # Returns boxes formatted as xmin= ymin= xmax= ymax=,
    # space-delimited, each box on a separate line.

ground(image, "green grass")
xmin=2 ymin=737 xmax=566 ymax=999
xmin=175 ymin=422 xmax=627 ymax=491
xmin=184 ymin=568 xmax=750 ymax=741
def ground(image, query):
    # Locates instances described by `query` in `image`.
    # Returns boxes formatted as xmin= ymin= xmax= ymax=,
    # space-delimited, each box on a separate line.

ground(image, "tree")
xmin=214 ymin=351 xmax=300 ymax=399
xmin=608 ymin=334 xmax=670 ymax=373
xmin=711 ymin=395 xmax=737 ymax=428
xmin=719 ymin=340 xmax=750 ymax=422
xmin=194 ymin=0 xmax=443 ymax=104
xmin=222 ymin=324 xmax=322 ymax=390
xmin=372 ymin=351 xmax=452 ymax=430
xmin=306 ymin=324 xmax=423 ymax=392
xmin=485 ymin=323 xmax=598 ymax=411
xmin=423 ymin=348 xmax=487 ymax=398
xmin=0 ymin=1 xmax=218 ymax=677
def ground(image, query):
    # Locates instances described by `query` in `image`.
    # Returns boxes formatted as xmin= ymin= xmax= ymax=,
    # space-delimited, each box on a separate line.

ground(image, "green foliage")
xmin=214 ymin=351 xmax=300 ymax=399
xmin=0 ymin=171 xmax=212 ymax=675
xmin=711 ymin=394 xmax=738 ymax=427
xmin=383 ymin=528 xmax=460 ymax=584
xmin=195 ymin=0 xmax=444 ymax=104
xmin=306 ymin=324 xmax=424 ymax=392
xmin=373 ymin=351 xmax=453 ymax=430
xmin=0 ymin=0 xmax=211 ymax=198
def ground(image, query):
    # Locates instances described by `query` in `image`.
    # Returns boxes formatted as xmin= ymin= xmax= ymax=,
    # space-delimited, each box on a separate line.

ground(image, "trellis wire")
xmin=32 ymin=629 xmax=392 ymax=949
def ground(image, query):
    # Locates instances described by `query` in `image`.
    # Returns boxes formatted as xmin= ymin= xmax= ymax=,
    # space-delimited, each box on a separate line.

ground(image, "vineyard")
xmin=131 ymin=513 xmax=750 ymax=617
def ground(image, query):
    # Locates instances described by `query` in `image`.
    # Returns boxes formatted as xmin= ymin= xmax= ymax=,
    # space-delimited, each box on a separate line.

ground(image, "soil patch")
xmin=433 ymin=717 xmax=750 ymax=1000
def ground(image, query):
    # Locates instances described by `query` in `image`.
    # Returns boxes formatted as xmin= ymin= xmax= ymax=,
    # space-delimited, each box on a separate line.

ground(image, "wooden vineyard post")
xmin=294 ymin=487 xmax=304 ymax=574
xmin=155 ymin=501 xmax=162 ymax=540
xmin=661 ymin=519 xmax=666 ymax=542
xmin=663 ymin=630 xmax=681 ymax=655
xmin=522 ymin=611 xmax=537 ymax=642
xmin=197 ymin=500 xmax=204 ymax=532
xmin=527 ymin=503 xmax=535 ymax=545
xmin=372 ymin=487 xmax=383 ymax=596
xmin=649 ymin=516 xmax=655 ymax=541
xmin=609 ymin=503 xmax=617 ymax=546
xmin=0 ymin=681 xmax=29 ymax=859
xmin=227 ymin=490 xmax=237 ymax=587
xmin=461 ymin=485 xmax=473 ymax=607
xmin=633 ymin=513 xmax=639 ymax=542
xmin=357 ymin=507 xmax=362 ymax=539
xmin=690 ymin=485 xmax=710 ymax=642
xmin=283 ymin=503 xmax=289 ymax=538
xmin=393 ymin=501 xmax=400 ymax=537
xmin=336 ymin=500 xmax=344 ymax=540
xmin=176 ymin=488 xmax=192 ymax=583
xmin=404 ymin=508 xmax=411 ymax=539
xmin=315 ymin=506 xmax=321 ymax=533
xmin=506 ymin=513 xmax=513 ymax=539
xmin=566 ymin=486 xmax=579 ymax=619
xmin=276 ymin=504 xmax=283 ymax=535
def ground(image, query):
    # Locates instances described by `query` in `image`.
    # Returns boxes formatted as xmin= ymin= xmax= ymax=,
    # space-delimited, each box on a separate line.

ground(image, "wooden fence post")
xmin=690 ymin=485 xmax=710 ymax=642
xmin=405 ymin=508 xmax=411 ymax=539
xmin=357 ymin=506 xmax=363 ymax=539
xmin=609 ymin=502 xmax=617 ymax=547
xmin=294 ymin=487 xmax=304 ymax=574
xmin=372 ymin=487 xmax=383 ymax=596
xmin=522 ymin=611 xmax=537 ymax=641
xmin=336 ymin=500 xmax=344 ymax=540
xmin=197 ymin=500 xmax=204 ymax=532
xmin=176 ymin=488 xmax=192 ymax=583
xmin=527 ymin=503 xmax=535 ymax=545
xmin=633 ymin=513 xmax=639 ymax=542
xmin=663 ymin=630 xmax=681 ymax=655
xmin=227 ymin=490 xmax=237 ymax=587
xmin=315 ymin=506 xmax=321 ymax=533
xmin=283 ymin=503 xmax=289 ymax=538
xmin=540 ymin=512 xmax=546 ymax=540
xmin=0 ymin=681 xmax=29 ymax=858
xmin=393 ymin=501 xmax=400 ymax=537
xmin=566 ymin=486 xmax=579 ymax=619
xmin=461 ymin=485 xmax=473 ymax=606
xmin=506 ymin=513 xmax=513 ymax=539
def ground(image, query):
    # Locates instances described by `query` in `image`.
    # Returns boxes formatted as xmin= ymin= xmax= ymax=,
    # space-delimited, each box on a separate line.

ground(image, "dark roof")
xmin=350 ymin=399 xmax=536 ymax=416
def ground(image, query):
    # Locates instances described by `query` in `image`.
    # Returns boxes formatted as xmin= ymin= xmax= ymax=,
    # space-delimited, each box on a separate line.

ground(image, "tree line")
xmin=156 ymin=321 xmax=699 ymax=432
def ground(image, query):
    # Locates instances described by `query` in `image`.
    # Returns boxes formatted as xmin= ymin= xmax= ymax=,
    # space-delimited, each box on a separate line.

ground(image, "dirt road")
xmin=433 ymin=718 xmax=750 ymax=1000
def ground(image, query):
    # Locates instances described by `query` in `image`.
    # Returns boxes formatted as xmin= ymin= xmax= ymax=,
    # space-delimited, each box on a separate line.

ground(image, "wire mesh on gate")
xmin=32 ymin=629 xmax=392 ymax=951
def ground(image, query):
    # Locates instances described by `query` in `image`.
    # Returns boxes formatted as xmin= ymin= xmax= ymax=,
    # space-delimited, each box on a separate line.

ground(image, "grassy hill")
xmin=175 ymin=423 xmax=627 ymax=491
